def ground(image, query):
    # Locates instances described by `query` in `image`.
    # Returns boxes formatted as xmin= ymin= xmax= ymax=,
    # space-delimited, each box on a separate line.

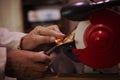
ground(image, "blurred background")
xmin=0 ymin=0 xmax=81 ymax=35
xmin=0 ymin=0 xmax=119 ymax=34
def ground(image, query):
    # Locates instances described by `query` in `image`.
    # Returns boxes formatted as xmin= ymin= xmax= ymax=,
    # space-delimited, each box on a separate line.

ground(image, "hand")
xmin=21 ymin=25 xmax=65 ymax=50
xmin=5 ymin=50 xmax=51 ymax=79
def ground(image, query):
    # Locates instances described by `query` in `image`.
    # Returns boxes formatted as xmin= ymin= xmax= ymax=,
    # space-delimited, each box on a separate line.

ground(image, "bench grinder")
xmin=61 ymin=0 xmax=120 ymax=69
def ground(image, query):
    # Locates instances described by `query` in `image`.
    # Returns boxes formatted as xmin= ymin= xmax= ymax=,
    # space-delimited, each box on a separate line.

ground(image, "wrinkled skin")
xmin=5 ymin=25 xmax=65 ymax=80
xmin=5 ymin=50 xmax=51 ymax=80
xmin=21 ymin=25 xmax=65 ymax=50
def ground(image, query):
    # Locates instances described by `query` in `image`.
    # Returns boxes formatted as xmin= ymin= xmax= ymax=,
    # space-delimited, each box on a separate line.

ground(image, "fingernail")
xmin=57 ymin=33 xmax=65 ymax=38
xmin=58 ymin=32 xmax=65 ymax=35
xmin=38 ymin=51 xmax=45 ymax=54
xmin=50 ymin=36 xmax=55 ymax=42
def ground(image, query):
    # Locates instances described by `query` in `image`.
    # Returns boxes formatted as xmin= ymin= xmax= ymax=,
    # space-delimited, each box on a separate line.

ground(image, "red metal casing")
xmin=73 ymin=9 xmax=120 ymax=69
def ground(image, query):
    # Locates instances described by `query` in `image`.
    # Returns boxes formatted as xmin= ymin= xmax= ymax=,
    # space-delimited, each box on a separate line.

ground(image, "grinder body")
xmin=61 ymin=0 xmax=120 ymax=69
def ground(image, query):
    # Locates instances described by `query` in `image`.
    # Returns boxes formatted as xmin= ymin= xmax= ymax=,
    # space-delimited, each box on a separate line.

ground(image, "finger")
xmin=29 ymin=71 xmax=43 ymax=78
xmin=35 ymin=26 xmax=65 ymax=38
xmin=22 ymin=66 xmax=44 ymax=79
xmin=32 ymin=35 xmax=53 ymax=44
xmin=42 ymin=29 xmax=65 ymax=38
xmin=29 ymin=64 xmax=48 ymax=72
xmin=49 ymin=53 xmax=57 ymax=60
xmin=32 ymin=51 xmax=51 ymax=63
xmin=47 ymin=25 xmax=61 ymax=32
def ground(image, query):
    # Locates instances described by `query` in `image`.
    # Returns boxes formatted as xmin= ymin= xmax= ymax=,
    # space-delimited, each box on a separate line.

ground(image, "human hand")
xmin=21 ymin=25 xmax=65 ymax=50
xmin=5 ymin=50 xmax=51 ymax=79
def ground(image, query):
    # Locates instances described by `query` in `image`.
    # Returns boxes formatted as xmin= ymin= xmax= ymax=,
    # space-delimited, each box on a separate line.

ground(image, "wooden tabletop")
xmin=37 ymin=73 xmax=120 ymax=80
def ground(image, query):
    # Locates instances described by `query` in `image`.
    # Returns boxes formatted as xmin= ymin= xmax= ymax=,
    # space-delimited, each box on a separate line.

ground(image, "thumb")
xmin=32 ymin=51 xmax=51 ymax=63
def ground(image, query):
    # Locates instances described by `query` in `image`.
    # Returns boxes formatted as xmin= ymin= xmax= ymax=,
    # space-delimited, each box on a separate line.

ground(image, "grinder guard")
xmin=61 ymin=0 xmax=120 ymax=69
xmin=66 ymin=9 xmax=120 ymax=69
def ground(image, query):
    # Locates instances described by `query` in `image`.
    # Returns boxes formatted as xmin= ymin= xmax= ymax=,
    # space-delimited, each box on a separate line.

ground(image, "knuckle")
xmin=53 ymin=25 xmax=59 ymax=28
xmin=35 ymin=26 xmax=40 ymax=30
xmin=55 ymin=25 xmax=59 ymax=28
xmin=38 ymin=53 xmax=50 ymax=62
xmin=41 ymin=56 xmax=49 ymax=61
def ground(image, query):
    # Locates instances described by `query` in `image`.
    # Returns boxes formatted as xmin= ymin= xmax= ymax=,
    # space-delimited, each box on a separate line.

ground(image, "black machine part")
xmin=61 ymin=41 xmax=80 ymax=62
xmin=61 ymin=0 xmax=120 ymax=21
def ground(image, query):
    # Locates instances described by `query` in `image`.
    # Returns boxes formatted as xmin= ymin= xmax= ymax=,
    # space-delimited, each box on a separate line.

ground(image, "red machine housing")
xmin=73 ymin=9 xmax=120 ymax=69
